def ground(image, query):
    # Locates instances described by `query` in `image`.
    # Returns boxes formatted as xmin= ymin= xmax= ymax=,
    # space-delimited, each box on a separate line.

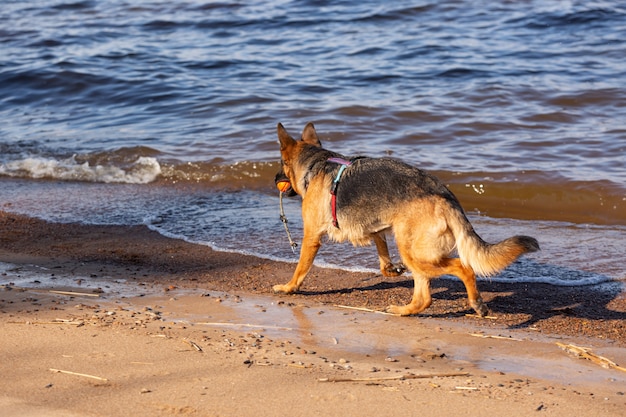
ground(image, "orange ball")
xmin=276 ymin=180 xmax=291 ymax=193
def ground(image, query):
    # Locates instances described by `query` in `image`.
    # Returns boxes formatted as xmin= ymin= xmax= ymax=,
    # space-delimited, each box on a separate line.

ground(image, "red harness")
xmin=328 ymin=157 xmax=352 ymax=228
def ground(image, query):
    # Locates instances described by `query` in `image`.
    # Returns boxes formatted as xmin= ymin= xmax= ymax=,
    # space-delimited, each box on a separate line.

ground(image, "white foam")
xmin=143 ymin=217 xmax=299 ymax=264
xmin=0 ymin=155 xmax=161 ymax=184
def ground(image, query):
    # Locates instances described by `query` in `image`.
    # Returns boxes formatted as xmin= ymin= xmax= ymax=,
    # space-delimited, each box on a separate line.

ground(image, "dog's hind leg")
xmin=372 ymin=232 xmax=406 ymax=277
xmin=273 ymin=232 xmax=322 ymax=294
xmin=439 ymin=258 xmax=489 ymax=317
xmin=386 ymin=256 xmax=488 ymax=317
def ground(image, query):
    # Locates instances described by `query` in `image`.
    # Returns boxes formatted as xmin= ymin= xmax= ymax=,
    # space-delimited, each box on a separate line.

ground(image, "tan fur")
xmin=273 ymin=122 xmax=539 ymax=317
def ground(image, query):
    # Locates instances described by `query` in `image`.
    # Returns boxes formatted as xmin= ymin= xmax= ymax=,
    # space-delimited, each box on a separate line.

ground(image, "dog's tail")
xmin=446 ymin=205 xmax=540 ymax=276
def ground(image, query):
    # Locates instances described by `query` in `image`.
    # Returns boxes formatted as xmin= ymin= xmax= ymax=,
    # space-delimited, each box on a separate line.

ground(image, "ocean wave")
xmin=0 ymin=155 xmax=161 ymax=184
xmin=159 ymin=160 xmax=278 ymax=189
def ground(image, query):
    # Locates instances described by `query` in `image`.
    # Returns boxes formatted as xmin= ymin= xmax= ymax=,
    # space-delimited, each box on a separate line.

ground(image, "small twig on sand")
xmin=318 ymin=371 xmax=469 ymax=383
xmin=2 ymin=286 xmax=100 ymax=297
xmin=195 ymin=322 xmax=293 ymax=331
xmin=334 ymin=305 xmax=397 ymax=316
xmin=557 ymin=343 xmax=626 ymax=372
xmin=49 ymin=290 xmax=100 ymax=298
xmin=183 ymin=339 xmax=203 ymax=352
xmin=470 ymin=333 xmax=523 ymax=341
xmin=9 ymin=319 xmax=84 ymax=326
xmin=465 ymin=314 xmax=498 ymax=320
xmin=49 ymin=368 xmax=108 ymax=381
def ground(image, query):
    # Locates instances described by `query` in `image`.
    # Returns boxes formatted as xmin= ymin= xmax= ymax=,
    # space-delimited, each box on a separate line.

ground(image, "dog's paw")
xmin=382 ymin=263 xmax=406 ymax=277
xmin=471 ymin=300 xmax=490 ymax=317
xmin=385 ymin=304 xmax=413 ymax=316
xmin=272 ymin=284 xmax=295 ymax=294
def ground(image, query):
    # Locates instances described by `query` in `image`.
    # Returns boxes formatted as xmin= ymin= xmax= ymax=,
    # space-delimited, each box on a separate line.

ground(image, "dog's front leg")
xmin=372 ymin=232 xmax=406 ymax=277
xmin=273 ymin=233 xmax=322 ymax=294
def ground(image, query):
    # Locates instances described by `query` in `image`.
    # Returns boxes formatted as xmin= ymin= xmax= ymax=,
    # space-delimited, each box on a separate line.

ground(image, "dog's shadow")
xmin=301 ymin=260 xmax=626 ymax=331
xmin=476 ymin=259 xmax=625 ymax=329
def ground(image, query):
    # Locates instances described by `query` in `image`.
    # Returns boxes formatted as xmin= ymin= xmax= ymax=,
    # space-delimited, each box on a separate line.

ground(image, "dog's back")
xmin=337 ymin=157 xmax=459 ymax=210
xmin=327 ymin=157 xmax=461 ymax=241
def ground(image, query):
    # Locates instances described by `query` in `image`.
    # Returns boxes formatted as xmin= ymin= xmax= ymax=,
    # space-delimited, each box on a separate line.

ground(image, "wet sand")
xmin=1 ymin=211 xmax=625 ymax=416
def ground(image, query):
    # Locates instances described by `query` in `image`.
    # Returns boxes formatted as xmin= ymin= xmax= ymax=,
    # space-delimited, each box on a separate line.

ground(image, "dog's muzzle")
xmin=274 ymin=172 xmax=297 ymax=197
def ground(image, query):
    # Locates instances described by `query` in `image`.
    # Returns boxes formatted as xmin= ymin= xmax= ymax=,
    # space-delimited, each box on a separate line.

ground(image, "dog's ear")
xmin=301 ymin=122 xmax=321 ymax=147
xmin=277 ymin=123 xmax=296 ymax=151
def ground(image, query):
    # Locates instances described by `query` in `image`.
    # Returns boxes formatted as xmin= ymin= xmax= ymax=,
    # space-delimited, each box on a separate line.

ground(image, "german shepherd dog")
xmin=273 ymin=122 xmax=539 ymax=316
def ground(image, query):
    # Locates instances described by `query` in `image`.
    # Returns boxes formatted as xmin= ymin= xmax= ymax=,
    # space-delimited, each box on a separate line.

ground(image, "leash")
xmin=279 ymin=190 xmax=298 ymax=254
xmin=328 ymin=157 xmax=352 ymax=228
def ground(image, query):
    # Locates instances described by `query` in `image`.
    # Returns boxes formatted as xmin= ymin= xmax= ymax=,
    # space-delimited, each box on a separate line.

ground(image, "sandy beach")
xmin=1 ymin=210 xmax=625 ymax=416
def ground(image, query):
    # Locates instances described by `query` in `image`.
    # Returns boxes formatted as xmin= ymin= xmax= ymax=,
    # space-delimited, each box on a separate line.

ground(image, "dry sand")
xmin=1 ymin=211 xmax=625 ymax=416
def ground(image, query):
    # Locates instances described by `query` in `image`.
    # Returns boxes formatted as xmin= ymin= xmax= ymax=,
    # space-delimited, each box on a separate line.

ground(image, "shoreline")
xmin=1 ymin=211 xmax=624 ymax=343
xmin=1 ymin=210 xmax=625 ymax=416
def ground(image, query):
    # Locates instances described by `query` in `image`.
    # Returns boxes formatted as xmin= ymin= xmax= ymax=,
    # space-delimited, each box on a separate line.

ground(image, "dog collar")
xmin=328 ymin=157 xmax=352 ymax=228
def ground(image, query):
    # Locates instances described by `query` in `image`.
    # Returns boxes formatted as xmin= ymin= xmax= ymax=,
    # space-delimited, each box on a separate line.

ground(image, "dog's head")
xmin=274 ymin=122 xmax=321 ymax=197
